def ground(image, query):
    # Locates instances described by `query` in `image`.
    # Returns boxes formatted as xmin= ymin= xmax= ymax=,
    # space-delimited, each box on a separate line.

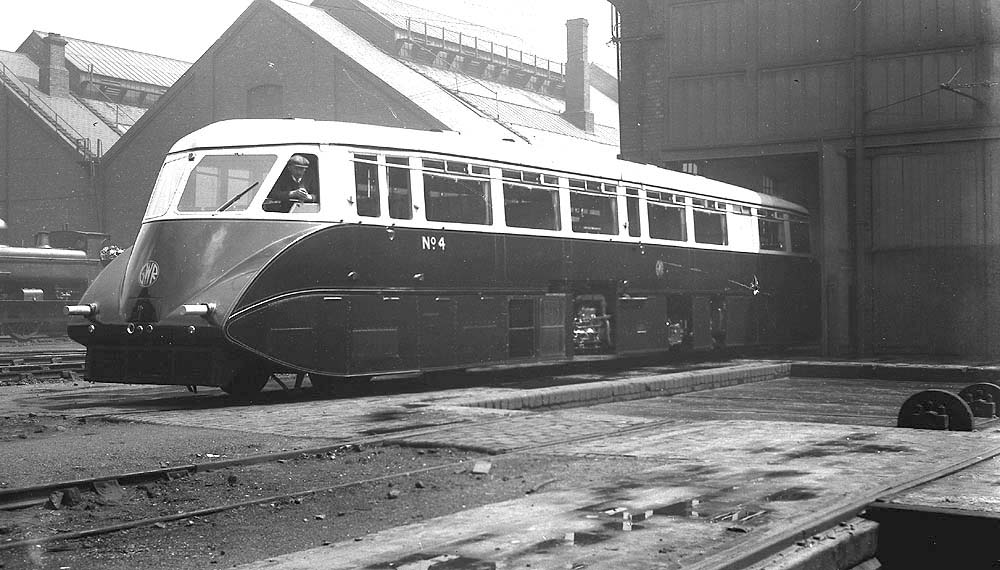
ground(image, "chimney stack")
xmin=39 ymin=33 xmax=70 ymax=97
xmin=563 ymin=18 xmax=594 ymax=133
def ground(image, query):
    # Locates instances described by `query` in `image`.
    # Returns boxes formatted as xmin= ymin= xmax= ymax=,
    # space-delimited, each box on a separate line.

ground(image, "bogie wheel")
xmin=309 ymin=374 xmax=372 ymax=397
xmin=222 ymin=366 xmax=272 ymax=398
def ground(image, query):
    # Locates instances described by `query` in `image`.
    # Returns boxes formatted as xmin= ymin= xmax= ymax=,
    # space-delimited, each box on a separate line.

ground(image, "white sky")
xmin=0 ymin=0 xmax=618 ymax=73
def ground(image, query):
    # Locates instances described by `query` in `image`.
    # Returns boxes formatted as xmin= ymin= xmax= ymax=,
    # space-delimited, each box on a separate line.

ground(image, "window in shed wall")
xmin=790 ymin=219 xmax=811 ymax=253
xmin=247 ymin=84 xmax=285 ymax=118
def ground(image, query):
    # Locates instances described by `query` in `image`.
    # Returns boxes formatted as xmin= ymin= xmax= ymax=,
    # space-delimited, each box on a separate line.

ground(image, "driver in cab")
xmin=263 ymin=154 xmax=317 ymax=212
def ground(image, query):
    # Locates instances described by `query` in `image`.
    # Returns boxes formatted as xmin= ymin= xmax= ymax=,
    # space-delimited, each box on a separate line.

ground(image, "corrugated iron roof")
xmin=78 ymin=98 xmax=148 ymax=134
xmin=272 ymin=0 xmax=516 ymax=139
xmin=407 ymin=62 xmax=563 ymax=112
xmin=0 ymin=49 xmax=124 ymax=152
xmin=405 ymin=62 xmax=619 ymax=148
xmin=34 ymin=31 xmax=190 ymax=88
xmin=0 ymin=51 xmax=38 ymax=82
xmin=459 ymin=92 xmax=618 ymax=147
xmin=351 ymin=0 xmax=526 ymax=52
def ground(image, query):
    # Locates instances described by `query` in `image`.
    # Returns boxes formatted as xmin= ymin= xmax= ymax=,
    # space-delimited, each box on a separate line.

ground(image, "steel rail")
xmin=0 ymin=418 xmax=470 ymax=512
xmin=6 ymin=395 xmax=991 ymax=558
xmin=0 ymin=410 xmax=696 ymax=551
xmin=683 ymin=441 xmax=1000 ymax=570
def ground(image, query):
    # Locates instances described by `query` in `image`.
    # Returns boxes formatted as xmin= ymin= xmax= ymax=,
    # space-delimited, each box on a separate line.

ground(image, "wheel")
xmin=4 ymin=319 xmax=43 ymax=340
xmin=221 ymin=366 xmax=272 ymax=398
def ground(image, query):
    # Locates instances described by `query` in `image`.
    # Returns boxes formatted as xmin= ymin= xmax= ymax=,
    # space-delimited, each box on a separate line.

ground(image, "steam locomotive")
xmin=0 ymin=221 xmax=109 ymax=340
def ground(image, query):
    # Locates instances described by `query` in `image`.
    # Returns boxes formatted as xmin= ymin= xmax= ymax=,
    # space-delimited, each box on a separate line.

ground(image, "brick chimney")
xmin=39 ymin=33 xmax=70 ymax=97
xmin=563 ymin=18 xmax=594 ymax=133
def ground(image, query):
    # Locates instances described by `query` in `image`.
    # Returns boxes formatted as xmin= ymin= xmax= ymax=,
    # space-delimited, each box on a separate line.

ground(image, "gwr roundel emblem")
xmin=138 ymin=260 xmax=160 ymax=287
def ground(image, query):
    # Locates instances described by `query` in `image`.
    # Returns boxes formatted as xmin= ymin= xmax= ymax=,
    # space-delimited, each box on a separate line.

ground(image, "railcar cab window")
xmin=422 ymin=159 xmax=492 ymax=225
xmin=144 ymin=155 xmax=190 ymax=220
xmin=692 ymin=199 xmax=728 ymax=245
xmin=352 ymin=154 xmax=380 ymax=217
xmin=647 ymin=190 xmax=687 ymax=241
xmin=503 ymin=170 xmax=561 ymax=230
xmin=758 ymin=210 xmax=786 ymax=251
xmin=570 ymin=179 xmax=618 ymax=235
xmin=176 ymin=154 xmax=278 ymax=213
xmin=262 ymin=153 xmax=320 ymax=213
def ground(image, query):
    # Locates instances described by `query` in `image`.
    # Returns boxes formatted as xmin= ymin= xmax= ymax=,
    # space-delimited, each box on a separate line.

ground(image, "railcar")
xmin=0 ymin=225 xmax=108 ymax=339
xmin=67 ymin=119 xmax=819 ymax=396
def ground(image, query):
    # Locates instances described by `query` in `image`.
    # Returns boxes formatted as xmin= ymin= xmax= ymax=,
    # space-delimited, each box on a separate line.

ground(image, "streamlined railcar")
xmin=67 ymin=119 xmax=819 ymax=396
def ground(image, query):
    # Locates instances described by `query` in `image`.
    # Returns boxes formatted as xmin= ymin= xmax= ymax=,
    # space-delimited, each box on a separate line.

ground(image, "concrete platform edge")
xmin=745 ymin=517 xmax=879 ymax=570
xmin=792 ymin=361 xmax=1000 ymax=381
xmin=456 ymin=362 xmax=792 ymax=410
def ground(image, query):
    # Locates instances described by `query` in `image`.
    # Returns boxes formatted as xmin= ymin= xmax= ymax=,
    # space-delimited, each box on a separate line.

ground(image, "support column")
xmin=852 ymin=0 xmax=871 ymax=355
xmin=819 ymin=142 xmax=853 ymax=355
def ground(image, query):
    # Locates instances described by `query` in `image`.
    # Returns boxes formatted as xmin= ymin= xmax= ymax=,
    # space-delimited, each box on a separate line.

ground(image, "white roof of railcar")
xmin=170 ymin=119 xmax=808 ymax=214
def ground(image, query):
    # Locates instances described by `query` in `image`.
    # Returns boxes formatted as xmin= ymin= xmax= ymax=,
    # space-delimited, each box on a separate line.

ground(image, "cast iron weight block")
xmin=958 ymin=382 xmax=1000 ymax=419
xmin=897 ymin=389 xmax=974 ymax=431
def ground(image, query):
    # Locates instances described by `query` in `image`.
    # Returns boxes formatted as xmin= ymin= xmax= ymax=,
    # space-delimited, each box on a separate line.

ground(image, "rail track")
xmin=5 ymin=401 xmax=1000 ymax=570
xmin=0 ymin=348 xmax=85 ymax=383
xmin=5 ymin=358 xmax=1000 ymax=569
xmin=0 ymin=411 xmax=658 ymax=551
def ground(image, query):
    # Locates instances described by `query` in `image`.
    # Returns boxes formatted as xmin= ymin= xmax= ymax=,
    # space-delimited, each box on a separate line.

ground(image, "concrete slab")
xmin=233 ymin=420 xmax=1000 ymax=570
xmin=885 ymin=453 xmax=1000 ymax=513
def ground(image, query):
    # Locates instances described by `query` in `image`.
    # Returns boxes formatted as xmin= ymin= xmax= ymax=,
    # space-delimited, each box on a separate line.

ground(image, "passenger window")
xmin=693 ymin=201 xmax=728 ymax=245
xmin=625 ymin=187 xmax=641 ymax=237
xmin=387 ymin=156 xmax=412 ymax=220
xmin=353 ymin=154 xmax=380 ymax=217
xmin=423 ymin=160 xmax=491 ymax=225
xmin=261 ymin=153 xmax=319 ymax=214
xmin=790 ymin=220 xmax=810 ymax=253
xmin=647 ymin=192 xmax=687 ymax=241
xmin=569 ymin=179 xmax=618 ymax=235
xmin=758 ymin=212 xmax=785 ymax=251
xmin=503 ymin=170 xmax=560 ymax=230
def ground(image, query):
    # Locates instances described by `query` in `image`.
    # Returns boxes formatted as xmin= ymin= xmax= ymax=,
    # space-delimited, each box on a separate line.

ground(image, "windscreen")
xmin=176 ymin=154 xmax=277 ymax=213
xmin=143 ymin=153 xmax=279 ymax=219
xmin=143 ymin=156 xmax=189 ymax=220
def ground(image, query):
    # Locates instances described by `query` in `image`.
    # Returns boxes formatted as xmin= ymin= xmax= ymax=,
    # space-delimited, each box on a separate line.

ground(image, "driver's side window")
xmin=262 ymin=153 xmax=320 ymax=213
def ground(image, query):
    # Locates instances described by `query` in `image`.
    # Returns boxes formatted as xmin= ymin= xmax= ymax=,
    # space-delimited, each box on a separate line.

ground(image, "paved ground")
xmin=6 ymin=360 xmax=1000 ymax=568
xmin=236 ymin=418 xmax=1000 ymax=570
